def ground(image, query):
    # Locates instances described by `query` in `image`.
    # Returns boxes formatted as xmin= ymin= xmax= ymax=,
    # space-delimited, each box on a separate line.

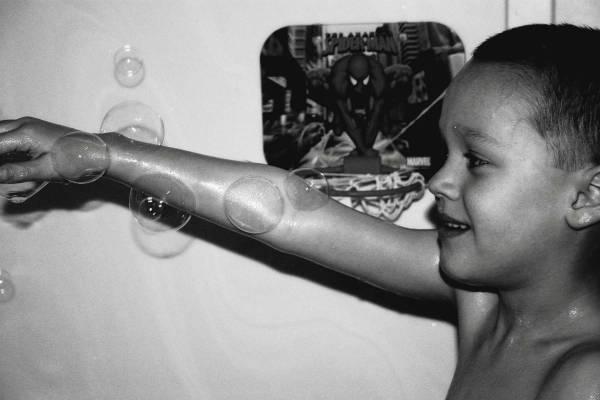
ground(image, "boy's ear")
xmin=566 ymin=168 xmax=600 ymax=229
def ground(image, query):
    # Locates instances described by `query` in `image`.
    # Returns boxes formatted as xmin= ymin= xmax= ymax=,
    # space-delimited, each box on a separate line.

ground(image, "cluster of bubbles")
xmin=0 ymin=44 xmax=144 ymax=204
xmin=1 ymin=45 xmax=179 ymax=302
xmin=102 ymin=101 xmax=195 ymax=257
xmin=100 ymin=101 xmax=192 ymax=242
xmin=106 ymin=44 xmax=193 ymax=256
xmin=223 ymin=169 xmax=330 ymax=235
xmin=0 ymin=43 xmax=336 ymax=295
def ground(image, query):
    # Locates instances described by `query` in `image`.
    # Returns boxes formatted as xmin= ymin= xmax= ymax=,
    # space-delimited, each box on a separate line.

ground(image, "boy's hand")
xmin=0 ymin=117 xmax=75 ymax=183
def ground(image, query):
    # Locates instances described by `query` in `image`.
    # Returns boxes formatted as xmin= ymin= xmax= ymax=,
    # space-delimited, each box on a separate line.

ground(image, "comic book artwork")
xmin=261 ymin=22 xmax=465 ymax=221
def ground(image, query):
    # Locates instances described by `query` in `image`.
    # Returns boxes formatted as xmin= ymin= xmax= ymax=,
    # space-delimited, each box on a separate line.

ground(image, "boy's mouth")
xmin=437 ymin=213 xmax=471 ymax=238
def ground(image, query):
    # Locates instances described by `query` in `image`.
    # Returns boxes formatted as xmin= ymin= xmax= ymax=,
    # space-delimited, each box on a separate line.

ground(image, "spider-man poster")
xmin=261 ymin=22 xmax=465 ymax=180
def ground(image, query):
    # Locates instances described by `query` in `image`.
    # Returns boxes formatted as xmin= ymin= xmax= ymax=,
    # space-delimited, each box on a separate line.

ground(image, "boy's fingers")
xmin=0 ymin=119 xmax=23 ymax=134
xmin=0 ymin=157 xmax=54 ymax=183
xmin=0 ymin=132 xmax=26 ymax=155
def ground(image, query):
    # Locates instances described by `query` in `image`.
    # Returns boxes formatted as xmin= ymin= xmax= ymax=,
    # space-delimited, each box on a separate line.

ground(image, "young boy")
xmin=1 ymin=24 xmax=599 ymax=399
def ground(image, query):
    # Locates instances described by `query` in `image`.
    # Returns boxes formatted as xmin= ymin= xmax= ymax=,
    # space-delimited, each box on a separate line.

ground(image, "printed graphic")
xmin=261 ymin=22 xmax=465 ymax=220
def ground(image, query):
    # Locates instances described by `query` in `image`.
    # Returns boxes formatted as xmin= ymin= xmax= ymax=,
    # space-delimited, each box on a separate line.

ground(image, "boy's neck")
xmin=487 ymin=233 xmax=600 ymax=344
xmin=492 ymin=270 xmax=600 ymax=344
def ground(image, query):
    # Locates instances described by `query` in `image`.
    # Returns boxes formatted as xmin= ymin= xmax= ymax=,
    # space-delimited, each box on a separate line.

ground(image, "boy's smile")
xmin=437 ymin=211 xmax=470 ymax=239
xmin=429 ymin=62 xmax=576 ymax=289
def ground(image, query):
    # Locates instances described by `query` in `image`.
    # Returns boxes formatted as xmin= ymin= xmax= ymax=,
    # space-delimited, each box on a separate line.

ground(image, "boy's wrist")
xmin=49 ymin=131 xmax=110 ymax=184
xmin=96 ymin=132 xmax=128 ymax=178
xmin=96 ymin=131 xmax=157 ymax=184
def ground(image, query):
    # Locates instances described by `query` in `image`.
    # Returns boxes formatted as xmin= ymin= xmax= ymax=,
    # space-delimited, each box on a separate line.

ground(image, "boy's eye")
xmin=464 ymin=151 xmax=488 ymax=168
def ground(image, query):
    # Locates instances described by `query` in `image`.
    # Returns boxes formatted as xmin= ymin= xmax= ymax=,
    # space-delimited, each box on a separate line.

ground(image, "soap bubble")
xmin=223 ymin=176 xmax=284 ymax=234
xmin=0 ymin=269 xmax=15 ymax=303
xmin=130 ymin=194 xmax=191 ymax=232
xmin=50 ymin=132 xmax=109 ymax=184
xmin=129 ymin=174 xmax=194 ymax=233
xmin=114 ymin=45 xmax=145 ymax=88
xmin=284 ymin=168 xmax=330 ymax=211
xmin=100 ymin=101 xmax=164 ymax=145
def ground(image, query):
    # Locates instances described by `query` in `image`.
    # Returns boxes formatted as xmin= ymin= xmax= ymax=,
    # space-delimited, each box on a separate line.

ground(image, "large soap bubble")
xmin=129 ymin=174 xmax=194 ymax=233
xmin=50 ymin=131 xmax=109 ymax=184
xmin=223 ymin=176 xmax=284 ymax=234
xmin=100 ymin=101 xmax=164 ymax=145
xmin=129 ymin=173 xmax=195 ymax=258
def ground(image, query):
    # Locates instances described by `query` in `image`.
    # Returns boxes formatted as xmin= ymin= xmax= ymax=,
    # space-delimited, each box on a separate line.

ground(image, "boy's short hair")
xmin=472 ymin=24 xmax=600 ymax=171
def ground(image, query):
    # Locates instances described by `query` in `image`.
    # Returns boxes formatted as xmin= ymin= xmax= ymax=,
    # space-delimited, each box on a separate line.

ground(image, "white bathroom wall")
xmin=554 ymin=0 xmax=600 ymax=25
xmin=1 ymin=0 xmax=591 ymax=399
xmin=507 ymin=0 xmax=553 ymax=27
xmin=507 ymin=0 xmax=600 ymax=27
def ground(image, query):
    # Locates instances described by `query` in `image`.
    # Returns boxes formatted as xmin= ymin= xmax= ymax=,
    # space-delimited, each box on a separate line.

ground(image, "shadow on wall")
xmin=182 ymin=208 xmax=457 ymax=325
xmin=1 ymin=180 xmax=128 ymax=214
xmin=2 ymin=181 xmax=456 ymax=325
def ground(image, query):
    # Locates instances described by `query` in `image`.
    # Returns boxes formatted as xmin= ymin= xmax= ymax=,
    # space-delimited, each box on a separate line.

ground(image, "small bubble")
xmin=283 ymin=168 xmax=330 ymax=211
xmin=113 ymin=45 xmax=145 ymax=88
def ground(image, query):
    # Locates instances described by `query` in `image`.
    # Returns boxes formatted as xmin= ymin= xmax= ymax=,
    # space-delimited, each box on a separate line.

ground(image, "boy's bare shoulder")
xmin=536 ymin=342 xmax=600 ymax=400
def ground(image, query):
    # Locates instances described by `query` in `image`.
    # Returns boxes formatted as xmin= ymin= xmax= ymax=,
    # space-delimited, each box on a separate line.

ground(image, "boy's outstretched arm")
xmin=0 ymin=117 xmax=451 ymax=302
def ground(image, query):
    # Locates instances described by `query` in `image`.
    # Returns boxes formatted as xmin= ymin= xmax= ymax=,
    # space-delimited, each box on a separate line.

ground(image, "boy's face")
xmin=430 ymin=62 xmax=575 ymax=289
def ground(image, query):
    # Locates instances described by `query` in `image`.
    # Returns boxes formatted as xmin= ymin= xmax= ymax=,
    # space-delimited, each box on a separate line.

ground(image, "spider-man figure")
xmin=330 ymin=53 xmax=387 ymax=155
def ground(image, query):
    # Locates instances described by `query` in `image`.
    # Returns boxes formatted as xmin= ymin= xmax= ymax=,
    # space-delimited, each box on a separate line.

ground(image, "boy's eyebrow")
xmin=453 ymin=124 xmax=503 ymax=148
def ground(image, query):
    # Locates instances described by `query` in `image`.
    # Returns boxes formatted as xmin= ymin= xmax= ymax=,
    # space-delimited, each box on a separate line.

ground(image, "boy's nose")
xmin=427 ymin=164 xmax=460 ymax=201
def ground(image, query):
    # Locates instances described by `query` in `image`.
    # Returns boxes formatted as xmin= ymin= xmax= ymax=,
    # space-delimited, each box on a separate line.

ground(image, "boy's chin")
xmin=438 ymin=252 xmax=463 ymax=282
xmin=439 ymin=253 xmax=490 ymax=289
